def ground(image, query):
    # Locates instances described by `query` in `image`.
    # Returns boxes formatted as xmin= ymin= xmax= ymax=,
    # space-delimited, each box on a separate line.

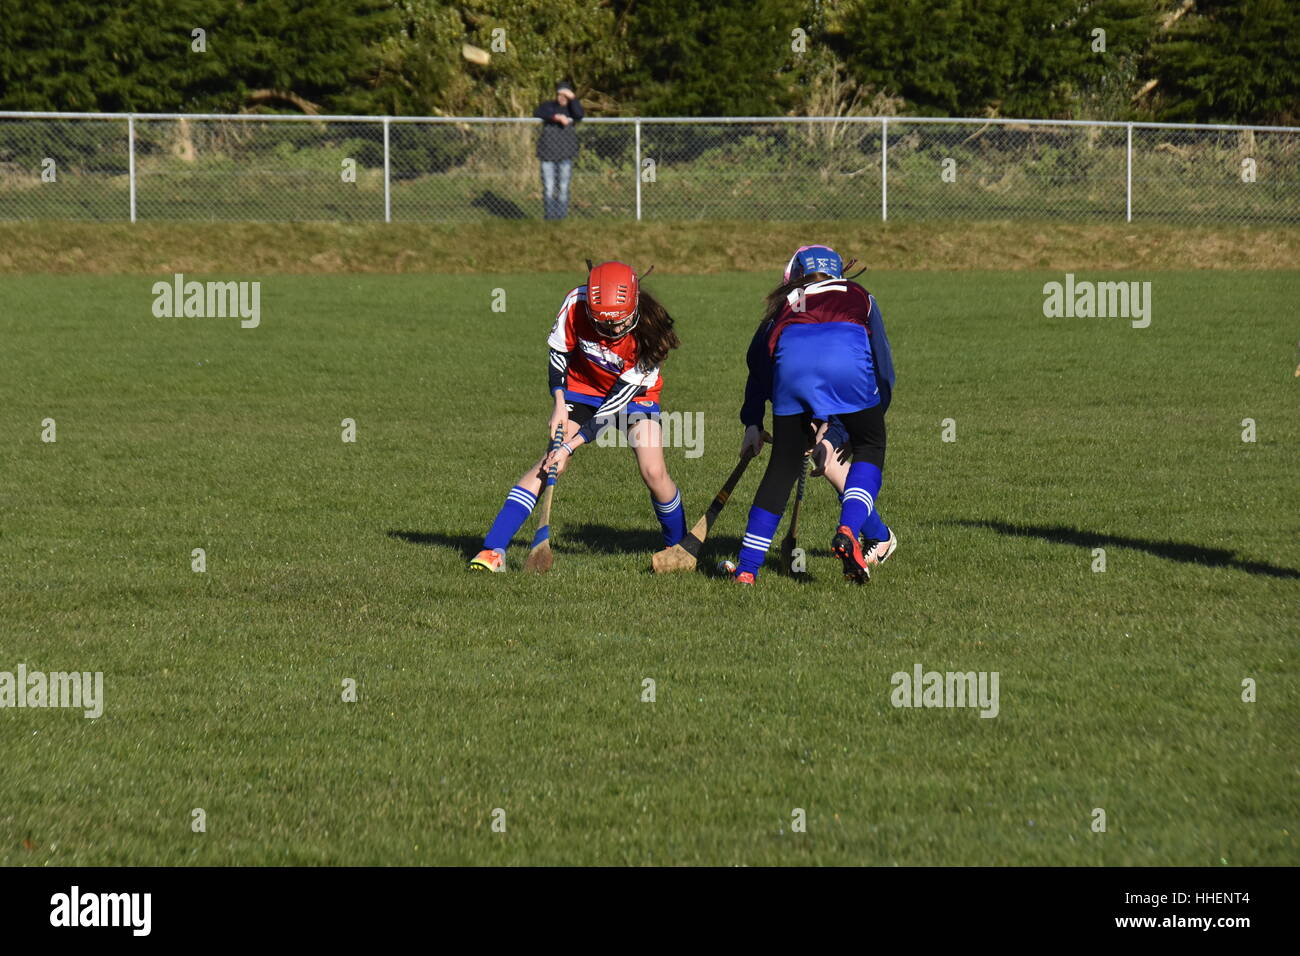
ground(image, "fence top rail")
xmin=612 ymin=116 xmax=1300 ymax=133
xmin=0 ymin=110 xmax=1296 ymax=135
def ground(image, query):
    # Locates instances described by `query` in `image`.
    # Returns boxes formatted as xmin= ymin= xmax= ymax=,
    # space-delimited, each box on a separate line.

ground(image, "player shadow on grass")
xmin=387 ymin=525 xmax=697 ymax=559
xmin=387 ymin=526 xmax=667 ymax=557
xmin=387 ymin=527 xmax=826 ymax=580
xmin=556 ymin=523 xmax=664 ymax=554
xmin=388 ymin=530 xmax=483 ymax=555
xmin=953 ymin=519 xmax=1300 ymax=580
xmin=568 ymin=525 xmax=826 ymax=580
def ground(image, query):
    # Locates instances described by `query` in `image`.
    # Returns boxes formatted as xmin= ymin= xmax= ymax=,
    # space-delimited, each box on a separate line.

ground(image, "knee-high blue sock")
xmin=483 ymin=485 xmax=537 ymax=552
xmin=737 ymin=505 xmax=781 ymax=577
xmin=652 ymin=487 xmax=686 ymax=547
xmin=839 ymin=462 xmax=882 ymax=537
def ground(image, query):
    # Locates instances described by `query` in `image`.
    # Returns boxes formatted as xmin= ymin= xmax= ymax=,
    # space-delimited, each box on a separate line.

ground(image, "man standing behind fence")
xmin=534 ymin=81 xmax=584 ymax=220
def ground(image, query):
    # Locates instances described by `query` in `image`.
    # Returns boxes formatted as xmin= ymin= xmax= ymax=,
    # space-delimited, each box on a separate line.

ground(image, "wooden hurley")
xmin=524 ymin=425 xmax=566 ymax=573
xmin=652 ymin=453 xmax=755 ymax=573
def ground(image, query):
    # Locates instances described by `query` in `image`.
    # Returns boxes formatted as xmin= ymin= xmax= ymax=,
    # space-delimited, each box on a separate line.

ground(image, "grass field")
xmin=2 ymin=265 xmax=1297 ymax=865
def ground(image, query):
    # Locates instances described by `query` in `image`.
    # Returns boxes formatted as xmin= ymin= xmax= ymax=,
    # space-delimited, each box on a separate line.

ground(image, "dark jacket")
xmin=534 ymin=97 xmax=584 ymax=161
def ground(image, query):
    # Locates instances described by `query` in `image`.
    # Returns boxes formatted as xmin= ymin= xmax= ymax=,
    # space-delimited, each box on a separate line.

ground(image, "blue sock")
xmin=737 ymin=505 xmax=782 ymax=577
xmin=652 ymin=487 xmax=686 ymax=547
xmin=860 ymin=508 xmax=890 ymax=545
xmin=483 ymin=485 xmax=538 ymax=552
xmin=839 ymin=462 xmax=883 ymax=537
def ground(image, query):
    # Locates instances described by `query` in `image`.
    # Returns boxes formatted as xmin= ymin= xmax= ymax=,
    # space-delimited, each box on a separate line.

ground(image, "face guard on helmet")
xmin=783 ymin=244 xmax=845 ymax=284
xmin=586 ymin=260 xmax=640 ymax=339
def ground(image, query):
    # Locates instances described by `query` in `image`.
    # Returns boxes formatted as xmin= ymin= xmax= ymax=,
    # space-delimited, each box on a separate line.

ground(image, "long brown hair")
xmin=760 ymin=272 xmax=834 ymax=327
xmin=632 ymin=287 xmax=680 ymax=371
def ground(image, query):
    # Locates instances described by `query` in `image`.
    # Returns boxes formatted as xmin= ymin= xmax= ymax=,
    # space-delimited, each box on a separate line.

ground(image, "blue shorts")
xmin=564 ymin=390 xmax=660 ymax=428
xmin=772 ymin=323 xmax=881 ymax=419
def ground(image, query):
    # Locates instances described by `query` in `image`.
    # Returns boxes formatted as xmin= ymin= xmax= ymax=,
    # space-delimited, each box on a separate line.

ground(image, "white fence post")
xmin=383 ymin=116 xmax=391 ymax=223
xmin=1125 ymin=123 xmax=1133 ymax=223
xmin=127 ymin=114 xmax=137 ymax=223
xmin=881 ymin=117 xmax=888 ymax=222
xmin=635 ymin=118 xmax=642 ymax=222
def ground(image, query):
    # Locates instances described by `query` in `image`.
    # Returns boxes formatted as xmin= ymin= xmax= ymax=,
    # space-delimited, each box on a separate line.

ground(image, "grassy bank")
xmin=2 ymin=220 xmax=1298 ymax=275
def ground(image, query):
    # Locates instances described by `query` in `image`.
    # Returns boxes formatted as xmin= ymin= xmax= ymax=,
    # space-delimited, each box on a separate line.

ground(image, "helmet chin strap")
xmin=600 ymin=311 xmax=639 ymax=341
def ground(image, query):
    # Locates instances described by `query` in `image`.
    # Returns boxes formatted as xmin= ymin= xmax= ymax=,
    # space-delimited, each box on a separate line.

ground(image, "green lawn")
xmin=1 ymin=269 xmax=1296 ymax=865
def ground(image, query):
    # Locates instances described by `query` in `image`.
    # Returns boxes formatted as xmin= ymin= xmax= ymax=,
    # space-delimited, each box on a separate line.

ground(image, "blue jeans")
xmin=540 ymin=160 xmax=572 ymax=219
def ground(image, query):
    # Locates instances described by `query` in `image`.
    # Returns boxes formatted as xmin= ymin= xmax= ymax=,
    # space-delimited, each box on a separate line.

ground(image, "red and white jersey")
xmin=547 ymin=286 xmax=663 ymax=402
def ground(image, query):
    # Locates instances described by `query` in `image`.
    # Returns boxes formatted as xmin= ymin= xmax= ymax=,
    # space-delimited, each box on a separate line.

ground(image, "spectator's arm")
xmin=568 ymin=98 xmax=585 ymax=123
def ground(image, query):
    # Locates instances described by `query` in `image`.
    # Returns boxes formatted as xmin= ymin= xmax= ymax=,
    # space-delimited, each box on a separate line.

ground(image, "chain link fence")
xmin=1 ymin=113 xmax=1296 ymax=225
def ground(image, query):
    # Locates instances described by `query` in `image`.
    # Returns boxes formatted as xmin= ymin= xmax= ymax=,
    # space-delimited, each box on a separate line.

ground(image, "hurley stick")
xmin=652 ymin=452 xmax=756 ymax=573
xmin=524 ymin=425 xmax=565 ymax=573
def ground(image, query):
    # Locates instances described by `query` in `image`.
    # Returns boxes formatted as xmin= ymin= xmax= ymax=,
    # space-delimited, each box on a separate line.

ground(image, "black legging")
xmin=753 ymin=406 xmax=887 ymax=514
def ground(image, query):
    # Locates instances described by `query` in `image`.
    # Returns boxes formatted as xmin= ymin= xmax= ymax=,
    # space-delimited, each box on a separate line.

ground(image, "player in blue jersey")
xmin=733 ymin=244 xmax=898 ymax=584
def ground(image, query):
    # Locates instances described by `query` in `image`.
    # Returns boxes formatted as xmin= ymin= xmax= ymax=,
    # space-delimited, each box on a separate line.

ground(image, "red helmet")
xmin=586 ymin=260 xmax=640 ymax=339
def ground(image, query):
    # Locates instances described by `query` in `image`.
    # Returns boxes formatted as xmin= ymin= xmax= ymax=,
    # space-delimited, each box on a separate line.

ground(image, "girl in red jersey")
xmin=469 ymin=261 xmax=685 ymax=571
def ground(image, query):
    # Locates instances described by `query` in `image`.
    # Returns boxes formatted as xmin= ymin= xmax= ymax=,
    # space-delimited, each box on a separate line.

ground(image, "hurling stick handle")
xmin=546 ymin=423 xmax=564 ymax=483
xmin=531 ymin=488 xmax=553 ymax=547
xmin=676 ymin=454 xmax=753 ymax=558
xmin=531 ymin=424 xmax=565 ymax=544
xmin=702 ymin=454 xmax=752 ymax=527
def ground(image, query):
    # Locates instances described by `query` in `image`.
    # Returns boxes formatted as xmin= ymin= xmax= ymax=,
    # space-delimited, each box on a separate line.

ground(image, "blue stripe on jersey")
xmin=563 ymin=389 xmax=602 ymax=408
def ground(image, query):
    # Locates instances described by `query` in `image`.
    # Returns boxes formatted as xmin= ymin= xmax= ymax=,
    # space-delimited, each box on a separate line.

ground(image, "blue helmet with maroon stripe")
xmin=783 ymin=244 xmax=843 ymax=283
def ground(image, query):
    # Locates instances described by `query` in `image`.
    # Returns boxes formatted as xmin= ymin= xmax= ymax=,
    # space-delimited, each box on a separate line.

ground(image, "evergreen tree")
xmin=1148 ymin=0 xmax=1300 ymax=124
xmin=0 ymin=0 xmax=395 ymax=113
xmin=0 ymin=0 xmax=1294 ymax=124
xmin=826 ymin=0 xmax=1156 ymax=119
xmin=613 ymin=0 xmax=807 ymax=116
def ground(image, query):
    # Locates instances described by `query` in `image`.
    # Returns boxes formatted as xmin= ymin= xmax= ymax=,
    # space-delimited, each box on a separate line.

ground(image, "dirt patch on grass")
xmin=1 ymin=220 xmax=1297 ymax=274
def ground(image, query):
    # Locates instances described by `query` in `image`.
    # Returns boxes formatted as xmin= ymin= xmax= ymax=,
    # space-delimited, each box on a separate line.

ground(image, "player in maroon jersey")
xmin=733 ymin=245 xmax=897 ymax=583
